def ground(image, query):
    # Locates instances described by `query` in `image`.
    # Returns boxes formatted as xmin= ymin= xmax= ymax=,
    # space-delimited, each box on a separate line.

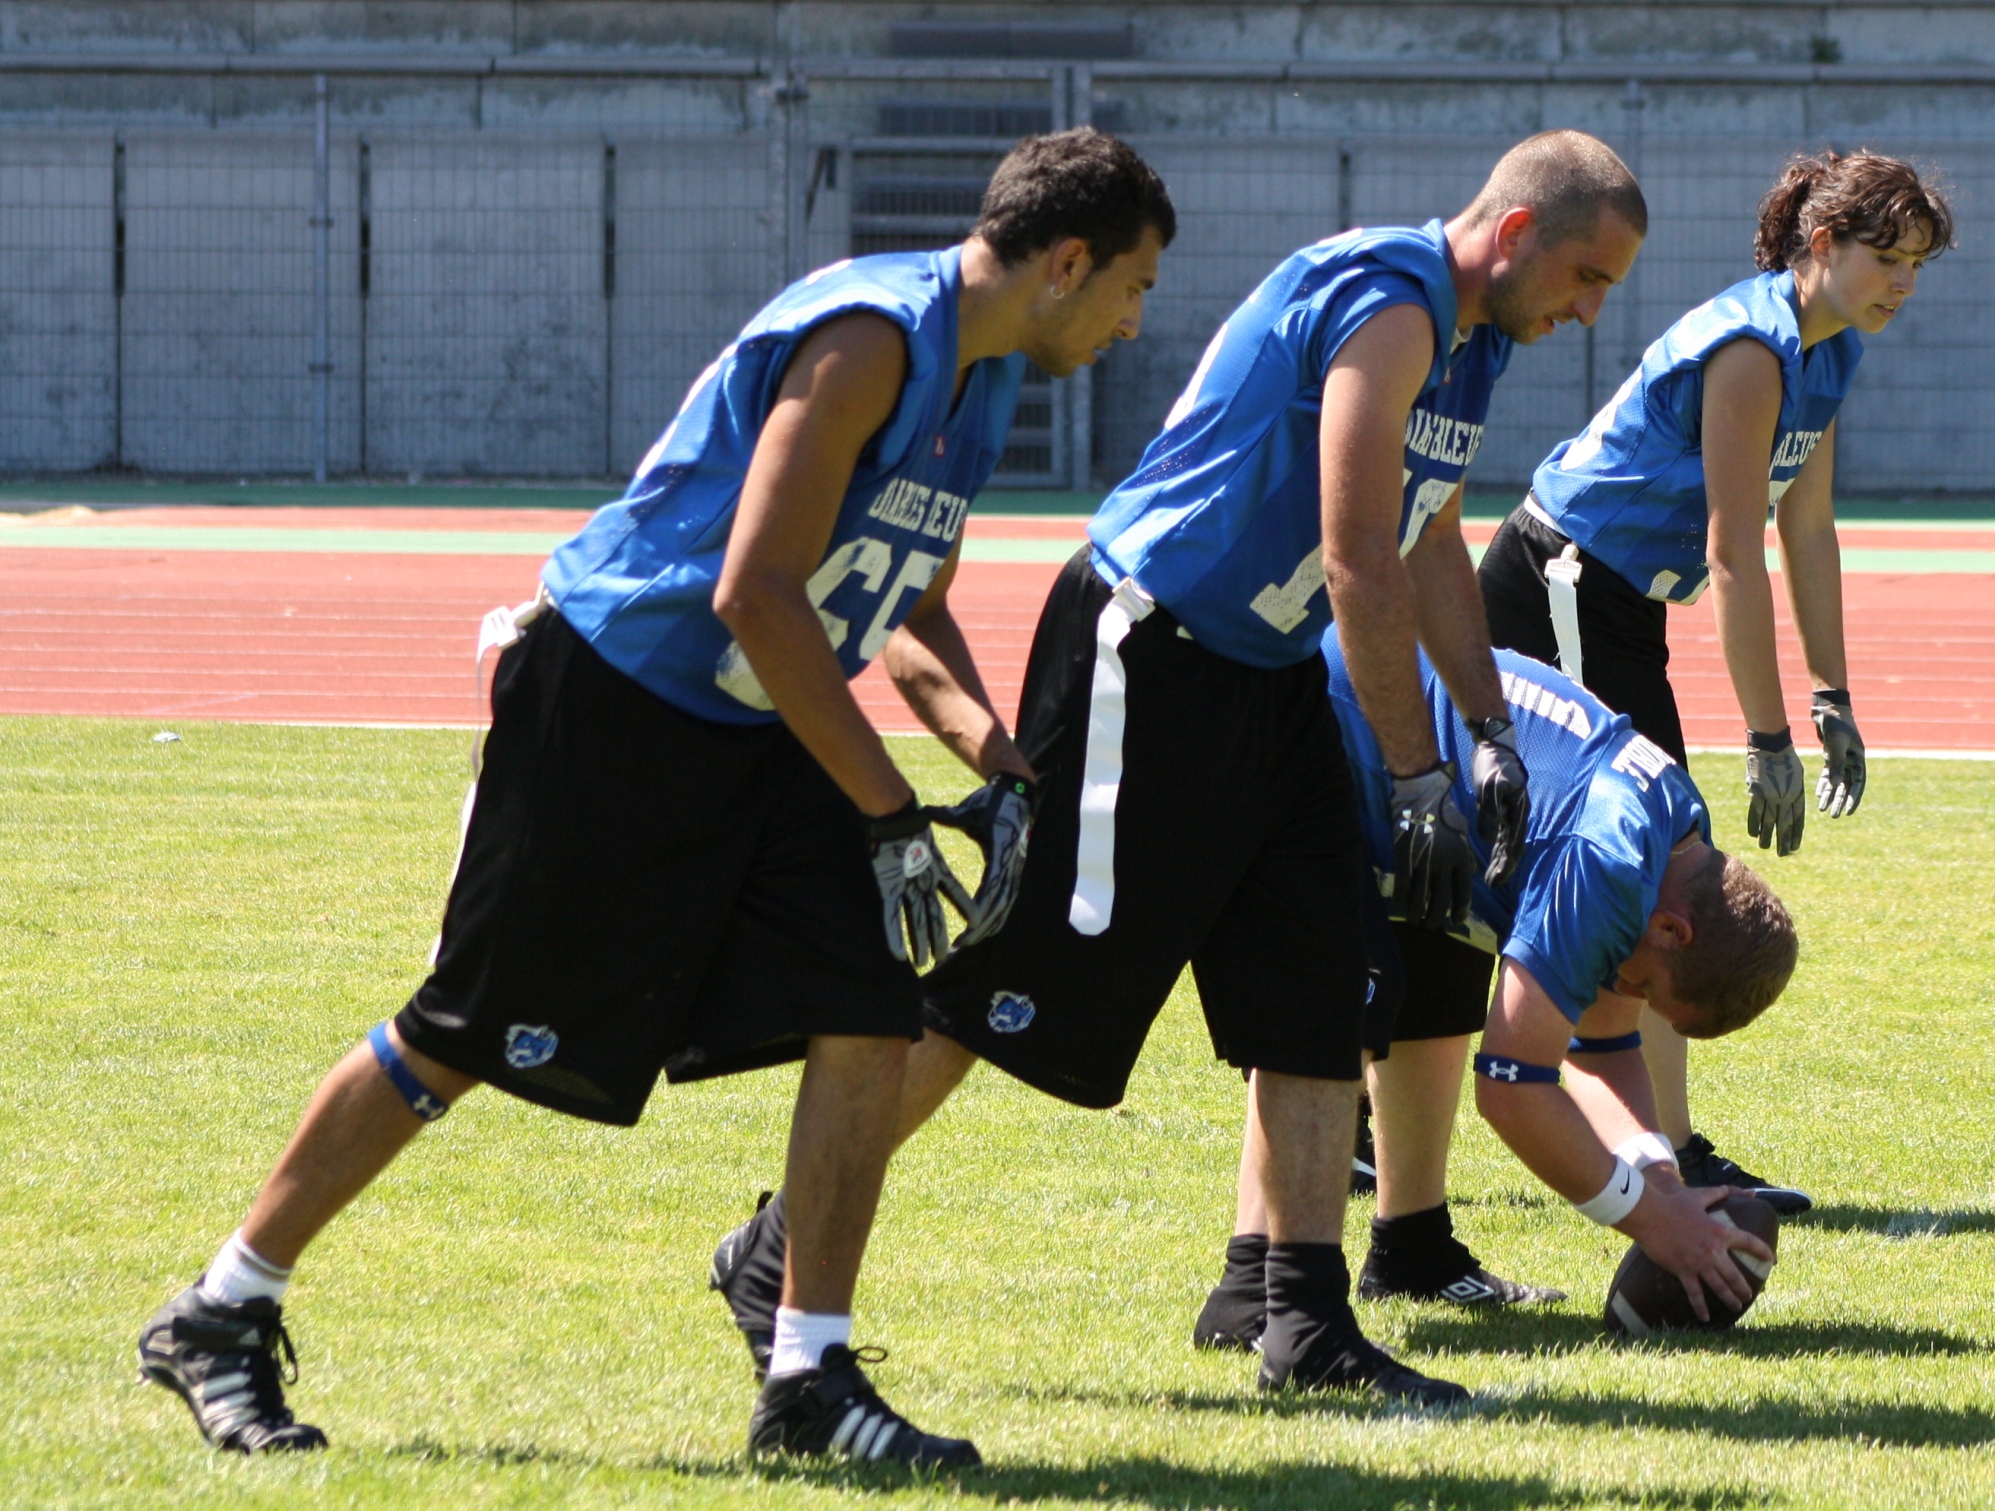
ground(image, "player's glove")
xmin=1466 ymin=715 xmax=1531 ymax=888
xmin=866 ymin=798 xmax=976 ymax=970
xmin=1390 ymin=763 xmax=1476 ymax=930
xmin=1744 ymin=729 xmax=1807 ymax=857
xmin=1810 ymin=688 xmax=1866 ymax=819
xmin=928 ymin=772 xmax=1038 ymax=949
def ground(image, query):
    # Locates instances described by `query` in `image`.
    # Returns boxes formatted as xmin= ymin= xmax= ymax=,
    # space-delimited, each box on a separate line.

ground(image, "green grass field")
xmin=4 ymin=718 xmax=1994 ymax=1510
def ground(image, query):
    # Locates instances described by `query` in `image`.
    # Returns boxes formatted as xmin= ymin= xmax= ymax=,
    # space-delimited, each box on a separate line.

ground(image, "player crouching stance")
xmin=1200 ymin=642 xmax=1793 ymax=1337
xmin=136 ymin=128 xmax=1174 ymax=1464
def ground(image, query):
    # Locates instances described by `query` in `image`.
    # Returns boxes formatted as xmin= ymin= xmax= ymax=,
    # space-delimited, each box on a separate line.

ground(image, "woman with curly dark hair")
xmin=1475 ymin=148 xmax=1953 ymax=1208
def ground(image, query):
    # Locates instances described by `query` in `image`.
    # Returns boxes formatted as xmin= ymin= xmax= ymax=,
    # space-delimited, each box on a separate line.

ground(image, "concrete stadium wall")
xmin=3 ymin=2 xmax=1992 ymax=487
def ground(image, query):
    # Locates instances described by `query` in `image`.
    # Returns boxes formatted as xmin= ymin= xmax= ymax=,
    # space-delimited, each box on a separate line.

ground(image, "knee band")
xmin=1569 ymin=1031 xmax=1643 ymax=1055
xmin=1473 ymin=1052 xmax=1561 ymax=1085
xmin=368 ymin=1022 xmax=449 ymax=1122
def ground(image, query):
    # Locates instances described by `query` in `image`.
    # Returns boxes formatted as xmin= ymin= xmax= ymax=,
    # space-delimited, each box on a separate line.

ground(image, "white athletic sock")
xmin=198 ymin=1231 xmax=294 ymax=1306
xmin=768 ymin=1306 xmax=851 ymax=1376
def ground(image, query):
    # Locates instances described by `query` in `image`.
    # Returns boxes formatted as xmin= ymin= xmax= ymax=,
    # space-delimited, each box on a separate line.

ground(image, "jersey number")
xmin=714 ymin=537 xmax=946 ymax=710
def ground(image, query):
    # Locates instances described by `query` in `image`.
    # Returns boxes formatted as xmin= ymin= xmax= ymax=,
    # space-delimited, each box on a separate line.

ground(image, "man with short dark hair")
xmin=135 ymin=127 xmax=1173 ymax=1466
xmin=712 ymin=130 xmax=1644 ymax=1406
xmin=1195 ymin=642 xmax=1792 ymax=1342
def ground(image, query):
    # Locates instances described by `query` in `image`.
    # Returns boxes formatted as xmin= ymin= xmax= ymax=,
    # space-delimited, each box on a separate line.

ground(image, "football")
xmin=1602 ymin=1194 xmax=1780 ymax=1338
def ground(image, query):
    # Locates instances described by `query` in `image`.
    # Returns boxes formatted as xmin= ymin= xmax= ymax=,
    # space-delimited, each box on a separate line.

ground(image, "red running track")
xmin=2 ymin=508 xmax=1990 ymax=751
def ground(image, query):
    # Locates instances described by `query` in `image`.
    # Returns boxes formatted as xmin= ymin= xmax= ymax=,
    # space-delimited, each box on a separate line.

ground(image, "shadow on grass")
xmin=1400 ymin=1310 xmax=1981 ymax=1359
xmin=1797 ymin=1203 xmax=1995 ymax=1238
xmin=1490 ymin=1387 xmax=1995 ymax=1448
xmin=682 ymin=1453 xmax=1766 ymax=1510
xmin=391 ymin=1436 xmax=1770 ymax=1507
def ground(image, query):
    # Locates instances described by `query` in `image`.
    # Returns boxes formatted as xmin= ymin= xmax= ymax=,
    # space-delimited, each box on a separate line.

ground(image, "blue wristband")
xmin=1569 ymin=1031 xmax=1643 ymax=1054
xmin=1473 ymin=1053 xmax=1561 ymax=1085
xmin=367 ymin=1022 xmax=449 ymax=1122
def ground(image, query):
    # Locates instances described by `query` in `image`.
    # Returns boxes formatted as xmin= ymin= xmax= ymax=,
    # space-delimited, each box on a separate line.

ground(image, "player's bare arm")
xmin=713 ymin=312 xmax=917 ymax=819
xmin=1774 ymin=419 xmax=1849 ymax=691
xmin=1320 ymin=302 xmax=1442 ymax=777
xmin=1703 ymin=336 xmax=1789 ymax=739
xmin=884 ymin=539 xmax=1036 ymax=785
xmin=1405 ymin=481 xmax=1505 ymax=724
xmin=1476 ymin=954 xmax=1772 ymax=1319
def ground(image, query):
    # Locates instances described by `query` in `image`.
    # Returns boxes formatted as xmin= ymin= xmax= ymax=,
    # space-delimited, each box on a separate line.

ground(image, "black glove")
xmin=928 ymin=772 xmax=1038 ymax=948
xmin=1467 ymin=715 xmax=1531 ymax=888
xmin=1390 ymin=763 xmax=1476 ymax=929
xmin=1744 ymin=728 xmax=1807 ymax=857
xmin=866 ymin=799 xmax=975 ymax=970
xmin=1810 ymin=688 xmax=1866 ymax=819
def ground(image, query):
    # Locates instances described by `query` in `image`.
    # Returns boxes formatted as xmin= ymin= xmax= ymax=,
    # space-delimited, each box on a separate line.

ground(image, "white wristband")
xmin=1573 ymin=1157 xmax=1645 ymax=1225
xmin=1613 ymin=1132 xmax=1680 ymax=1172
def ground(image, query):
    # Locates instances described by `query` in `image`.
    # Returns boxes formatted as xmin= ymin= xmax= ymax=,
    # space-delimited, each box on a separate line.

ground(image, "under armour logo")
xmin=1486 ymin=1060 xmax=1521 ymax=1082
xmin=413 ymin=1092 xmax=446 ymax=1119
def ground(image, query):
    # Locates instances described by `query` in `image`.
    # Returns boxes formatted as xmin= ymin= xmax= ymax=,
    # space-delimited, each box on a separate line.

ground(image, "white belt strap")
xmin=1068 ymin=577 xmax=1155 ymax=936
xmin=1544 ymin=544 xmax=1585 ymax=690
xmin=431 ymin=584 xmax=553 ymax=967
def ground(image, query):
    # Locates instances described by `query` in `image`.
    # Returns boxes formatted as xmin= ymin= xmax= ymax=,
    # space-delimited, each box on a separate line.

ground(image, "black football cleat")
xmin=711 ymin=1190 xmax=786 ymax=1379
xmin=1258 ymin=1312 xmax=1469 ymax=1409
xmin=1258 ymin=1242 xmax=1468 ymax=1409
xmin=749 ymin=1344 xmax=981 ymax=1467
xmin=1358 ymin=1207 xmax=1565 ymax=1307
xmin=1192 ymin=1234 xmax=1268 ymax=1352
xmin=1676 ymin=1133 xmax=1813 ymax=1216
xmin=137 ymin=1284 xmax=327 ymax=1453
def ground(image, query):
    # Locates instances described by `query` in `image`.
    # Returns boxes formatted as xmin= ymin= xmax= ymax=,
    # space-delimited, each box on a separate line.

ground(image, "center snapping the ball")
xmin=1602 ymin=1194 xmax=1780 ymax=1337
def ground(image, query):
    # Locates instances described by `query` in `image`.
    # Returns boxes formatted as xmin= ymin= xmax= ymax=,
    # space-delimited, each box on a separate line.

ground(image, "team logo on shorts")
xmin=987 ymin=991 xmax=1035 ymax=1034
xmin=503 ymin=1023 xmax=559 ymax=1069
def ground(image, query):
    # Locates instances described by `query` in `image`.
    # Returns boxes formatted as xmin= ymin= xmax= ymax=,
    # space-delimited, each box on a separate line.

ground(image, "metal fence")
xmin=0 ymin=57 xmax=1988 ymax=493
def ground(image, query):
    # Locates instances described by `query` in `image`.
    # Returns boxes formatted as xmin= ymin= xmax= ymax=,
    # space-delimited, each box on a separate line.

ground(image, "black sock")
xmin=1370 ymin=1202 xmax=1453 ymax=1253
xmin=1192 ymin=1233 xmax=1270 ymax=1347
xmin=1264 ymin=1241 xmax=1358 ymax=1337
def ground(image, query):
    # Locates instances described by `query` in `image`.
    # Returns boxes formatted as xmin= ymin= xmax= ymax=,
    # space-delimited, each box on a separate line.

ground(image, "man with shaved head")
xmin=711 ymin=131 xmax=1646 ymax=1407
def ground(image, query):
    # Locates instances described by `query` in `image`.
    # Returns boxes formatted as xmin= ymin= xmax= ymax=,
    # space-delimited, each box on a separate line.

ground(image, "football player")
xmin=135 ymin=129 xmax=1174 ymax=1466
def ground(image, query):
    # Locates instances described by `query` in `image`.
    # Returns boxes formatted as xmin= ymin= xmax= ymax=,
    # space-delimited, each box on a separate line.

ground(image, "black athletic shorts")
xmin=1478 ymin=500 xmax=1689 ymax=763
xmin=922 ymin=549 xmax=1375 ymax=1108
xmin=395 ymin=610 xmax=920 ymax=1127
xmin=1378 ymin=921 xmax=1497 ymax=1043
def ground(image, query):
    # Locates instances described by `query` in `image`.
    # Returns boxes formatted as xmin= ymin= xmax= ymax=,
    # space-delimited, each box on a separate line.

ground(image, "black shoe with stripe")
xmin=137 ymin=1285 xmax=327 ymax=1453
xmin=1357 ymin=1208 xmax=1566 ymax=1308
xmin=710 ymin=1190 xmax=785 ymax=1379
xmin=1675 ymin=1132 xmax=1813 ymax=1216
xmin=749 ymin=1345 xmax=981 ymax=1467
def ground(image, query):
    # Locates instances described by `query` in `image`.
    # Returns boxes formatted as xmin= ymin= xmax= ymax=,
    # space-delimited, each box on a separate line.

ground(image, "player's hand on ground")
xmin=1467 ymin=715 xmax=1531 ymax=887
xmin=1810 ymin=689 xmax=1866 ymax=819
xmin=866 ymin=799 xmax=976 ymax=970
xmin=929 ymin=772 xmax=1038 ymax=948
xmin=1619 ymin=1182 xmax=1774 ymax=1322
xmin=1744 ymin=731 xmax=1807 ymax=856
xmin=1390 ymin=763 xmax=1475 ymax=929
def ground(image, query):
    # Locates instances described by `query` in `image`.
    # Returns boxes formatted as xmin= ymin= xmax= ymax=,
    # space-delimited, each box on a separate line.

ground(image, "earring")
xmin=1049 ymin=285 xmax=1066 ymax=300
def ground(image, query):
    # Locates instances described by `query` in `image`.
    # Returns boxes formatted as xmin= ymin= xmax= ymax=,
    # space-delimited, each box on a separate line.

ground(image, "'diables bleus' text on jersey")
xmin=544 ymin=248 xmax=1025 ymax=724
xmin=1088 ymin=220 xmax=1513 ymax=668
xmin=1532 ymin=269 xmax=1862 ymax=605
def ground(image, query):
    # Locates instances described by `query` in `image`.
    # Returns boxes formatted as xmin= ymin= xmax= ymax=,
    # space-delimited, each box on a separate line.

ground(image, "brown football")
xmin=1602 ymin=1194 xmax=1780 ymax=1338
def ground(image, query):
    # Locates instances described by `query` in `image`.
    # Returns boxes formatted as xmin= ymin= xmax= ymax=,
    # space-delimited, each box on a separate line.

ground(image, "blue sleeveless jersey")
xmin=1327 ymin=639 xmax=1711 ymax=1024
xmin=1089 ymin=221 xmax=1513 ymax=668
xmin=1532 ymin=269 xmax=1863 ymax=604
xmin=544 ymin=248 xmax=1024 ymax=724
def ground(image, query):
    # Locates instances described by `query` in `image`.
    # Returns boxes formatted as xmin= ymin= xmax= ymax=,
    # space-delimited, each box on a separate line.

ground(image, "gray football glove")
xmin=1467 ymin=715 xmax=1531 ymax=888
xmin=1811 ymin=688 xmax=1866 ymax=819
xmin=1744 ymin=730 xmax=1807 ymax=857
xmin=929 ymin=772 xmax=1038 ymax=949
xmin=866 ymin=799 xmax=975 ymax=970
xmin=1390 ymin=763 xmax=1476 ymax=929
